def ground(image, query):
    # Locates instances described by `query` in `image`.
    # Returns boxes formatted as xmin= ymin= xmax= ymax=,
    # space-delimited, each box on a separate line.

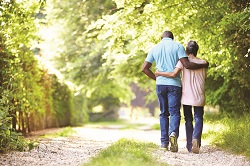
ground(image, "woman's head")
xmin=186 ymin=40 xmax=199 ymax=56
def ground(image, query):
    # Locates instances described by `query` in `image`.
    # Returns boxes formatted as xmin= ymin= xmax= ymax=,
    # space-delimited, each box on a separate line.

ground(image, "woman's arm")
xmin=155 ymin=67 xmax=181 ymax=78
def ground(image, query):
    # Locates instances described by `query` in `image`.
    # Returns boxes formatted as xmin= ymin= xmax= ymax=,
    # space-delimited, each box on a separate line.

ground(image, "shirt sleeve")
xmin=176 ymin=60 xmax=183 ymax=69
xmin=177 ymin=44 xmax=188 ymax=59
xmin=145 ymin=49 xmax=155 ymax=63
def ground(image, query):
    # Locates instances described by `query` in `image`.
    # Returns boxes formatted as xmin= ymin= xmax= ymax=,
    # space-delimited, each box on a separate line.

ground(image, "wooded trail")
xmin=0 ymin=117 xmax=249 ymax=166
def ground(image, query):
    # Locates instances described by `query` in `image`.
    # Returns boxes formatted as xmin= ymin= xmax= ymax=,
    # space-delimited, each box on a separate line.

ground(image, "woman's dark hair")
xmin=186 ymin=40 xmax=199 ymax=56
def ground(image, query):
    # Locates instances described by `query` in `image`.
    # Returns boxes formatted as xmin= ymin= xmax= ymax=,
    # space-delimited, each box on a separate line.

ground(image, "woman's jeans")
xmin=183 ymin=105 xmax=204 ymax=152
xmin=156 ymin=85 xmax=182 ymax=146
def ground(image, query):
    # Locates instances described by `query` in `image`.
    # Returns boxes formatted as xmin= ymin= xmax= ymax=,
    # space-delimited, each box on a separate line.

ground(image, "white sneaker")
xmin=169 ymin=132 xmax=178 ymax=152
xmin=192 ymin=139 xmax=200 ymax=154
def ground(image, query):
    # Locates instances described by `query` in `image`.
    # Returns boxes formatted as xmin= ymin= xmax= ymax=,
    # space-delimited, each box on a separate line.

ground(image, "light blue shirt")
xmin=145 ymin=38 xmax=187 ymax=87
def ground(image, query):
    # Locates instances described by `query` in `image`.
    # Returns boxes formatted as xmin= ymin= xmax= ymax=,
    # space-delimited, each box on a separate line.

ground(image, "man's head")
xmin=186 ymin=40 xmax=199 ymax=56
xmin=162 ymin=31 xmax=174 ymax=40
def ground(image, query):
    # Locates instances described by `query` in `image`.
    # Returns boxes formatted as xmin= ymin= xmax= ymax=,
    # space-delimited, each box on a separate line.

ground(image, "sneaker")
xmin=169 ymin=132 xmax=178 ymax=152
xmin=160 ymin=144 xmax=168 ymax=151
xmin=192 ymin=139 xmax=200 ymax=154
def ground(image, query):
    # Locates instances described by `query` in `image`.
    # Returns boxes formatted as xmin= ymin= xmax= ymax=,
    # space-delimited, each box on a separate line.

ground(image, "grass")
xmin=151 ymin=123 xmax=160 ymax=130
xmin=203 ymin=112 xmax=250 ymax=159
xmin=40 ymin=127 xmax=76 ymax=138
xmin=83 ymin=138 xmax=166 ymax=166
xmin=86 ymin=119 xmax=154 ymax=130
xmin=87 ymin=112 xmax=250 ymax=160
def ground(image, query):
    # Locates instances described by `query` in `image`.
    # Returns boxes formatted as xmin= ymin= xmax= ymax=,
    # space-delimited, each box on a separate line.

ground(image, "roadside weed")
xmin=83 ymin=138 xmax=166 ymax=166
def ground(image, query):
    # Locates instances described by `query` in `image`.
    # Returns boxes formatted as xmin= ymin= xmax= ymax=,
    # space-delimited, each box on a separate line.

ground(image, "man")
xmin=142 ymin=31 xmax=208 ymax=152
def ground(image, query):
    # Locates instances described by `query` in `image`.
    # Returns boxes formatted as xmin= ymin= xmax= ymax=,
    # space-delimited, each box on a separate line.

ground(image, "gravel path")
xmin=0 ymin=117 xmax=249 ymax=166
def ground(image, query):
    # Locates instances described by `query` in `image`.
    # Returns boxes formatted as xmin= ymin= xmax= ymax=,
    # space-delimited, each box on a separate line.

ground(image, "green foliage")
xmin=204 ymin=112 xmax=250 ymax=158
xmin=85 ymin=0 xmax=250 ymax=114
xmin=35 ymin=0 xmax=250 ymax=123
xmin=42 ymin=0 xmax=132 ymax=113
xmin=151 ymin=123 xmax=160 ymax=130
xmin=41 ymin=127 xmax=76 ymax=138
xmin=71 ymin=93 xmax=89 ymax=126
xmin=0 ymin=93 xmax=29 ymax=152
xmin=196 ymin=0 xmax=250 ymax=113
xmin=0 ymin=0 xmax=81 ymax=152
xmin=0 ymin=0 xmax=42 ymax=151
xmin=52 ymin=76 xmax=74 ymax=126
xmin=84 ymin=138 xmax=165 ymax=166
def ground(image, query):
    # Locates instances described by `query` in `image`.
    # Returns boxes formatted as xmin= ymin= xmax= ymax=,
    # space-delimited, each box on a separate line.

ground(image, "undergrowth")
xmin=83 ymin=138 xmax=166 ymax=166
xmin=41 ymin=127 xmax=76 ymax=138
xmin=204 ymin=112 xmax=250 ymax=159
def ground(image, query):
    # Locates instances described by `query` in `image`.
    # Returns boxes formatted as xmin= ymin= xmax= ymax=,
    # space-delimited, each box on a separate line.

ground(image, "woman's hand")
xmin=155 ymin=70 xmax=160 ymax=77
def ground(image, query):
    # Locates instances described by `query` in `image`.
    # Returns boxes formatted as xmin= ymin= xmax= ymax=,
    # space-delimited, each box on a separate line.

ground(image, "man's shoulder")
xmin=156 ymin=40 xmax=185 ymax=52
xmin=173 ymin=41 xmax=185 ymax=50
xmin=152 ymin=41 xmax=164 ymax=48
xmin=168 ymin=40 xmax=182 ymax=46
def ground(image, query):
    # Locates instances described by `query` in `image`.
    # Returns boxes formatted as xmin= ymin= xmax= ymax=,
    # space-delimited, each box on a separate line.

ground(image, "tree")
xmin=87 ymin=0 xmax=250 ymax=113
xmin=39 ymin=0 xmax=249 ymax=116
xmin=42 ymin=0 xmax=132 ymax=114
xmin=0 ymin=0 xmax=76 ymax=152
xmin=0 ymin=0 xmax=45 ymax=151
xmin=183 ymin=0 xmax=250 ymax=113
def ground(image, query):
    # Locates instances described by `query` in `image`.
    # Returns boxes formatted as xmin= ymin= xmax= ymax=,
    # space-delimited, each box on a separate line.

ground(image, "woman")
xmin=155 ymin=40 xmax=207 ymax=154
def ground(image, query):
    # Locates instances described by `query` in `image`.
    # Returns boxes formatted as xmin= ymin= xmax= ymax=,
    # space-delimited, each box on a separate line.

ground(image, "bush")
xmin=0 ymin=93 xmax=27 ymax=152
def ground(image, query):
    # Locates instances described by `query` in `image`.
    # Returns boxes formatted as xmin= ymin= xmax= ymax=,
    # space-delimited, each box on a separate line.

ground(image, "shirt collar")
xmin=162 ymin=37 xmax=173 ymax=40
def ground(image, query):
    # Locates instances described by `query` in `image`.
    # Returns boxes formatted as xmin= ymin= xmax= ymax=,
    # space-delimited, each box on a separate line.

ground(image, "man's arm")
xmin=180 ymin=57 xmax=209 ymax=69
xmin=142 ymin=61 xmax=156 ymax=80
xmin=155 ymin=67 xmax=181 ymax=78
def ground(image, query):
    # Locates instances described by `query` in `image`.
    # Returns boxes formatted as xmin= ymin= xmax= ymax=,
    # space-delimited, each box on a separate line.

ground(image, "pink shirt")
xmin=176 ymin=58 xmax=206 ymax=106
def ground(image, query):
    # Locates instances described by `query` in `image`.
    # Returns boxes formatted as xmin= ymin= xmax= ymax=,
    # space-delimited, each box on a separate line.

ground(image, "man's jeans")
xmin=156 ymin=85 xmax=182 ymax=146
xmin=183 ymin=105 xmax=204 ymax=152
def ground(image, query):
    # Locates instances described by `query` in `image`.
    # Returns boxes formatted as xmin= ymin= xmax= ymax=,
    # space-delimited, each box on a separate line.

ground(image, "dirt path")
xmin=0 ymin=117 xmax=249 ymax=166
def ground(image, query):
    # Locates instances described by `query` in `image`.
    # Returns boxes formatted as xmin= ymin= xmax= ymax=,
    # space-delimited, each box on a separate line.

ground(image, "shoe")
xmin=160 ymin=144 xmax=168 ymax=151
xmin=169 ymin=132 xmax=178 ymax=152
xmin=192 ymin=139 xmax=200 ymax=154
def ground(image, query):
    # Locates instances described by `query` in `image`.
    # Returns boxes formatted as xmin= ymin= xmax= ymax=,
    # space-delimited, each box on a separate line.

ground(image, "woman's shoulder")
xmin=189 ymin=57 xmax=206 ymax=64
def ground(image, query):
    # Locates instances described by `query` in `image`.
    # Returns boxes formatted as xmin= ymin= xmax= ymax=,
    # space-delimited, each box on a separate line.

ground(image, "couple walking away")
xmin=142 ymin=31 xmax=208 ymax=154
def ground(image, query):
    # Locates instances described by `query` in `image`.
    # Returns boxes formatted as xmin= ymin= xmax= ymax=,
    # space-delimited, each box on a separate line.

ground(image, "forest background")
xmin=0 ymin=0 xmax=249 ymax=152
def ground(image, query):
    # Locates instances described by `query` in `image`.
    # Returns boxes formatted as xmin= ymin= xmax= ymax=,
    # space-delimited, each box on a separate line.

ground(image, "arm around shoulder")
xmin=180 ymin=57 xmax=209 ymax=69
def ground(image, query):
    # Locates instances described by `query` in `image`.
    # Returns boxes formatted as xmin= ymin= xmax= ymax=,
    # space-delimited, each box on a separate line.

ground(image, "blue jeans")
xmin=183 ymin=105 xmax=204 ymax=152
xmin=156 ymin=85 xmax=182 ymax=146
